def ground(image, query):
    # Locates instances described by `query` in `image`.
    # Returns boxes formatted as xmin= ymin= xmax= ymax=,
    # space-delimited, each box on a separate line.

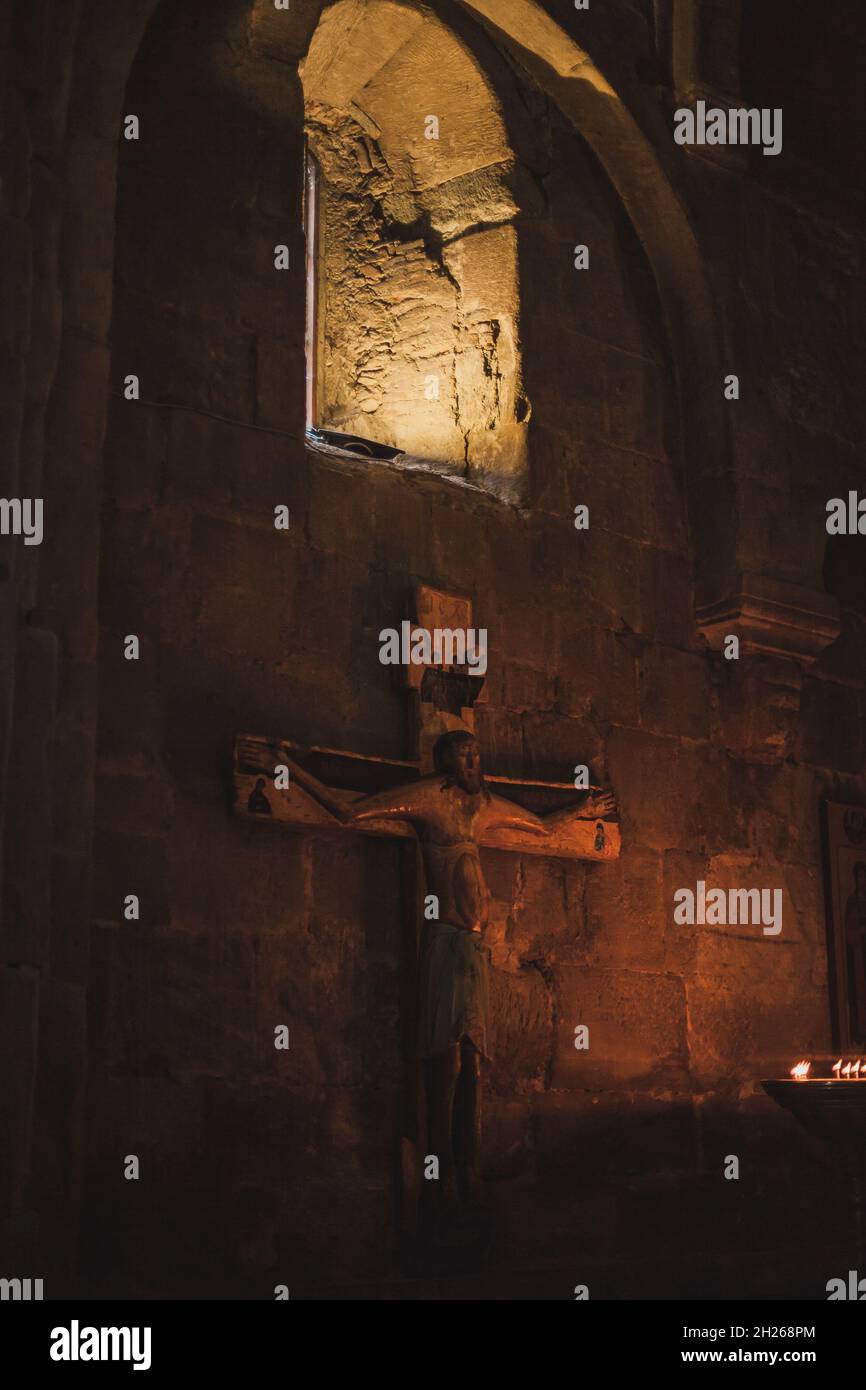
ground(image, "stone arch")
xmin=455 ymin=0 xmax=736 ymax=607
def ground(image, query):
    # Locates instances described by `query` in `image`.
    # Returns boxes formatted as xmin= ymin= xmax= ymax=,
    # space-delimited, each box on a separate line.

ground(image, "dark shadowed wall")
xmin=1 ymin=0 xmax=864 ymax=1300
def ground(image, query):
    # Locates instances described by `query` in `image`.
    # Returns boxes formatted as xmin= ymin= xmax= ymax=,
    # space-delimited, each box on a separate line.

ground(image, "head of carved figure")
xmin=433 ymin=730 xmax=487 ymax=799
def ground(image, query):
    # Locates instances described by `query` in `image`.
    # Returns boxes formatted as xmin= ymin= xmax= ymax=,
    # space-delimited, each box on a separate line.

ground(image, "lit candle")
xmin=853 ymin=1060 xmax=862 ymax=1079
xmin=790 ymin=1060 xmax=811 ymax=1080
xmin=843 ymin=1062 xmax=852 ymax=1078
xmin=833 ymin=1059 xmax=843 ymax=1079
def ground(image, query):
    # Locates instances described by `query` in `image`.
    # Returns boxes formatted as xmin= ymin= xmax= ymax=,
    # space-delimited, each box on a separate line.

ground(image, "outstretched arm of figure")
xmin=485 ymin=787 xmax=616 ymax=836
xmin=543 ymin=788 xmax=617 ymax=829
xmin=236 ymin=738 xmax=428 ymax=827
xmin=344 ymin=780 xmax=429 ymax=826
xmin=484 ymin=793 xmax=551 ymax=837
xmin=280 ymin=757 xmax=428 ymax=826
xmin=236 ymin=739 xmax=355 ymax=822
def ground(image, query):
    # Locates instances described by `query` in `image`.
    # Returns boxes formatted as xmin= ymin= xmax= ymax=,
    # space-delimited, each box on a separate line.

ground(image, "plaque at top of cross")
xmin=406 ymin=583 xmax=487 ymax=766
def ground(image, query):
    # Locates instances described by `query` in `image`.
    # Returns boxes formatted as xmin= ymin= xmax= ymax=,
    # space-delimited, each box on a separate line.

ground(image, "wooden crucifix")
xmin=232 ymin=585 xmax=619 ymax=1248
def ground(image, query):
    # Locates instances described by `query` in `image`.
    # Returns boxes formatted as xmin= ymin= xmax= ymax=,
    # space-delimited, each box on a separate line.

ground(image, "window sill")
xmin=303 ymin=429 xmax=490 ymax=495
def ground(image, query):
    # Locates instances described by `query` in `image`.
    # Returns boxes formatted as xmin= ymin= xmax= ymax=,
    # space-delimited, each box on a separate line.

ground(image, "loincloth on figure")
xmin=416 ymin=921 xmax=491 ymax=1061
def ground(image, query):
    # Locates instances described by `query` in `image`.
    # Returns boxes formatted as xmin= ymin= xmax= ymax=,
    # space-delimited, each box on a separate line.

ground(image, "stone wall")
xmin=1 ymin=0 xmax=864 ymax=1300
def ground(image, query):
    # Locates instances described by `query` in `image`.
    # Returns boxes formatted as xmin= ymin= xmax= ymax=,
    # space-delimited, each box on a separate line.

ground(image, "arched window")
xmin=301 ymin=0 xmax=529 ymax=497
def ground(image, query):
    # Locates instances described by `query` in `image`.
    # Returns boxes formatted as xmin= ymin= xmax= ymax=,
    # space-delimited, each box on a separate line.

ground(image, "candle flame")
xmin=788 ymin=1057 xmax=866 ymax=1080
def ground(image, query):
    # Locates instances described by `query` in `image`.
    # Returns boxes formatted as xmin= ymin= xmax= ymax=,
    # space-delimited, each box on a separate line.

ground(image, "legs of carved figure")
xmin=423 ymin=1037 xmax=485 ymax=1219
xmin=424 ymin=1043 xmax=460 ymax=1208
xmin=454 ymin=1037 xmax=484 ymax=1209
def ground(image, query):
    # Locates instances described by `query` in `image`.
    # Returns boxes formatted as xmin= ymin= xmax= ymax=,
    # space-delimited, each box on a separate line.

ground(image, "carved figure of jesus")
xmin=285 ymin=729 xmax=616 ymax=1216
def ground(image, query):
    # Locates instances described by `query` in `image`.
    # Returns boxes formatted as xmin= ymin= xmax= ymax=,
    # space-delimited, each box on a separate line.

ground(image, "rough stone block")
xmin=577 ymin=527 xmax=643 ymax=635
xmin=711 ymin=654 xmax=803 ymax=764
xmin=606 ymin=727 xmax=706 ymax=854
xmin=603 ymin=349 xmax=663 ymax=458
xmin=518 ymin=710 xmax=604 ymax=785
xmin=638 ymin=547 xmax=694 ymax=647
xmin=488 ymin=961 xmax=552 ymax=1093
xmin=797 ymin=675 xmax=864 ymax=773
xmin=638 ymin=644 xmax=710 ymax=740
xmin=684 ymin=916 xmax=826 ymax=1088
xmin=551 ymin=965 xmax=688 ymax=1088
xmin=558 ymin=624 xmax=639 ymax=726
xmin=583 ymin=847 xmax=665 ymax=971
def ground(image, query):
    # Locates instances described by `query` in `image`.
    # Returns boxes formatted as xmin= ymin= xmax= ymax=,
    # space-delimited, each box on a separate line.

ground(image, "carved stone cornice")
xmin=696 ymin=573 xmax=841 ymax=665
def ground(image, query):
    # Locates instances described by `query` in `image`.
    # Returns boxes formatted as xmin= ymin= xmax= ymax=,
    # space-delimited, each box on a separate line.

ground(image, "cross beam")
xmin=233 ymin=736 xmax=621 ymax=861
